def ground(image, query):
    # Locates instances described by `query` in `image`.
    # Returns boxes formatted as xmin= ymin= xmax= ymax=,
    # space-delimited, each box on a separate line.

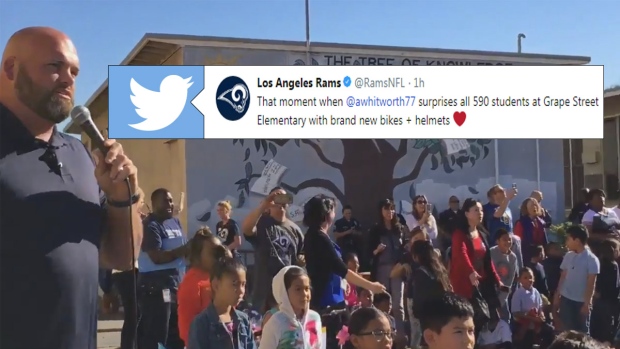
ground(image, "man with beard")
xmin=0 ymin=27 xmax=143 ymax=349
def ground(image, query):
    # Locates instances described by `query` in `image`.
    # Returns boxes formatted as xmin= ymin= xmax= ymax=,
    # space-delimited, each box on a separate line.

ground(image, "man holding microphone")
xmin=0 ymin=27 xmax=143 ymax=349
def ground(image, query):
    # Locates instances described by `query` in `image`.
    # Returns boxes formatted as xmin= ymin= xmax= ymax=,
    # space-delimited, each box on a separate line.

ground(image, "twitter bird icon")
xmin=108 ymin=66 xmax=205 ymax=139
xmin=129 ymin=75 xmax=193 ymax=131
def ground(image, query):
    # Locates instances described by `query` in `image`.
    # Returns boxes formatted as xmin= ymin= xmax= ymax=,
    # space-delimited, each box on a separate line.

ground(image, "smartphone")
xmin=273 ymin=193 xmax=293 ymax=205
xmin=512 ymin=183 xmax=518 ymax=189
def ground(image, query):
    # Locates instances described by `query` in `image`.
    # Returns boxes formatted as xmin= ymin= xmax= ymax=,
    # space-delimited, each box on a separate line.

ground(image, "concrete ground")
xmin=97 ymin=312 xmax=123 ymax=349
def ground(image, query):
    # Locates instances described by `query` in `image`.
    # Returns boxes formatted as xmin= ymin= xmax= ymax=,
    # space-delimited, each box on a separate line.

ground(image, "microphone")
xmin=70 ymin=105 xmax=107 ymax=154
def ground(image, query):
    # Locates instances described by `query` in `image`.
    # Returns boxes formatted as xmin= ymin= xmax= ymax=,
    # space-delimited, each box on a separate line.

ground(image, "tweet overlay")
xmin=107 ymin=65 xmax=603 ymax=139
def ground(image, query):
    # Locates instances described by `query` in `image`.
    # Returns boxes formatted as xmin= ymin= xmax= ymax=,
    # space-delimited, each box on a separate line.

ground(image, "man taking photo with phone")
xmin=241 ymin=187 xmax=304 ymax=310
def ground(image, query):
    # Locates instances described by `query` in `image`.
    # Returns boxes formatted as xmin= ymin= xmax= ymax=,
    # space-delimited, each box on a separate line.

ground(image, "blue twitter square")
xmin=108 ymin=66 xmax=205 ymax=139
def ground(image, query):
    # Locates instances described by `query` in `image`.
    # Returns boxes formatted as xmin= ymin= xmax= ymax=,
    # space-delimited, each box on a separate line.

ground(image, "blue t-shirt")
xmin=483 ymin=203 xmax=513 ymax=244
xmin=138 ymin=215 xmax=187 ymax=290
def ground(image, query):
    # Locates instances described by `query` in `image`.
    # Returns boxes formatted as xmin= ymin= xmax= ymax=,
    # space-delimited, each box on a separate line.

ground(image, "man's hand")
xmin=93 ymin=139 xmax=138 ymax=201
xmin=507 ymin=187 xmax=518 ymax=200
xmin=296 ymin=254 xmax=306 ymax=267
xmin=259 ymin=188 xmax=286 ymax=211
xmin=368 ymin=282 xmax=386 ymax=294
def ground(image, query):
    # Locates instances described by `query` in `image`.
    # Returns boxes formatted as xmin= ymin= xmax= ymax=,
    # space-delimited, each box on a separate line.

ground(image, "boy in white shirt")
xmin=477 ymin=308 xmax=512 ymax=349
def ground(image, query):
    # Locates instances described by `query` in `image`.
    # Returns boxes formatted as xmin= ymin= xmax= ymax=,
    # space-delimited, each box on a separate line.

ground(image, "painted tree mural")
xmin=228 ymin=139 xmax=492 ymax=227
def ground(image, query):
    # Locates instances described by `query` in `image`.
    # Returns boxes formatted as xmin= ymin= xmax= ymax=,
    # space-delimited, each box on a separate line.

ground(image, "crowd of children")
xmin=159 ymin=184 xmax=620 ymax=349
xmin=170 ymin=220 xmax=620 ymax=349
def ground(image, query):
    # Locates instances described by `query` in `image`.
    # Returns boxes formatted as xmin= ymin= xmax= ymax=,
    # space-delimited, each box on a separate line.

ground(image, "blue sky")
xmin=1 ymin=0 xmax=618 ymax=132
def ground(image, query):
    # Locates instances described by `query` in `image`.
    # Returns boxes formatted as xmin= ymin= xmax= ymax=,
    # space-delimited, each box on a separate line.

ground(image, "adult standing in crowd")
xmin=215 ymin=200 xmax=242 ymax=257
xmin=0 ymin=27 xmax=143 ymax=349
xmin=368 ymin=198 xmax=408 ymax=334
xmin=438 ymin=195 xmax=461 ymax=250
xmin=332 ymin=204 xmax=362 ymax=261
xmin=568 ymin=187 xmax=590 ymax=224
xmin=303 ymin=196 xmax=386 ymax=348
xmin=405 ymin=194 xmax=439 ymax=246
xmin=514 ymin=197 xmax=549 ymax=263
xmin=484 ymin=184 xmax=524 ymax=268
xmin=581 ymin=189 xmax=620 ymax=234
xmin=451 ymin=198 xmax=507 ymax=336
xmin=139 ymin=188 xmax=188 ymax=349
xmin=241 ymin=187 xmax=304 ymax=311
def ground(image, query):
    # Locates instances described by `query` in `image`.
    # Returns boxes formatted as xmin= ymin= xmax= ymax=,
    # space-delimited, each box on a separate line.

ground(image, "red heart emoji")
xmin=453 ymin=111 xmax=466 ymax=126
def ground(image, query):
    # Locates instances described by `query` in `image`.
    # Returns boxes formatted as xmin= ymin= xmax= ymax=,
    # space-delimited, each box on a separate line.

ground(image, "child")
xmin=259 ymin=266 xmax=322 ymax=349
xmin=553 ymin=224 xmax=600 ymax=335
xmin=343 ymin=307 xmax=393 ymax=349
xmin=549 ymin=330 xmax=608 ymax=349
xmin=373 ymin=293 xmax=406 ymax=349
xmin=391 ymin=227 xmax=429 ymax=279
xmin=261 ymin=291 xmax=279 ymax=329
xmin=527 ymin=245 xmax=550 ymax=298
xmin=511 ymin=267 xmax=554 ymax=348
xmin=476 ymin=307 xmax=512 ymax=349
xmin=178 ymin=228 xmax=232 ymax=344
xmin=542 ymin=242 xmax=564 ymax=300
xmin=345 ymin=253 xmax=361 ymax=307
xmin=409 ymin=240 xmax=452 ymax=348
xmin=489 ymin=228 xmax=518 ymax=322
xmin=188 ymin=255 xmax=256 ymax=349
xmin=591 ymin=239 xmax=620 ymax=343
xmin=373 ymin=292 xmax=396 ymax=331
xmin=417 ymin=292 xmax=475 ymax=349
xmin=352 ymin=288 xmax=374 ymax=311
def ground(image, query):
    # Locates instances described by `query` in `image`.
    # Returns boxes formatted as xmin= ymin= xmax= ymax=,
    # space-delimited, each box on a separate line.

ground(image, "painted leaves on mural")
xmin=412 ymin=139 xmax=492 ymax=174
xmin=197 ymin=211 xmax=211 ymax=223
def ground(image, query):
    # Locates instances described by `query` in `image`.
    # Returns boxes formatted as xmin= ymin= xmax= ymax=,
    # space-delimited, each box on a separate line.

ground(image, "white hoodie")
xmin=259 ymin=266 xmax=323 ymax=349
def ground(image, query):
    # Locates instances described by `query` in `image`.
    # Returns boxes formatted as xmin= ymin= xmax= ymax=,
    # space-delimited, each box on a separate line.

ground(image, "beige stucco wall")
xmin=83 ymin=48 xmax=189 ymax=232
xmin=605 ymin=94 xmax=620 ymax=118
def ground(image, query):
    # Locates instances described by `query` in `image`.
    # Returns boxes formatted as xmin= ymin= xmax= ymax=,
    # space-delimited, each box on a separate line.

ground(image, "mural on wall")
xmin=189 ymin=139 xmax=493 ymax=230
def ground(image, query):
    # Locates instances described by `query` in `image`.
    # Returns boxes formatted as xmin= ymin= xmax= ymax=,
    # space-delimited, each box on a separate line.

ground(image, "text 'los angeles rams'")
xmin=257 ymin=77 xmax=342 ymax=91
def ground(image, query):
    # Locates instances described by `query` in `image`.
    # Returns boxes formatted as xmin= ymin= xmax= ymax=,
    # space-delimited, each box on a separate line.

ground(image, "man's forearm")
xmin=101 ymin=204 xmax=143 ymax=270
xmin=241 ymin=206 xmax=264 ymax=236
xmin=494 ymin=198 xmax=510 ymax=218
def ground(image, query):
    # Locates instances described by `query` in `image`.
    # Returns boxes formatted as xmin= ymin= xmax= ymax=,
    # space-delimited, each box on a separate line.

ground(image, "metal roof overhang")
xmin=64 ymin=33 xmax=592 ymax=134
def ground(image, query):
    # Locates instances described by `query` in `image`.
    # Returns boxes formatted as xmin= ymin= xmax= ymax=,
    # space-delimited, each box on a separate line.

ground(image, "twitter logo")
xmin=108 ymin=66 xmax=205 ymax=139
xmin=129 ymin=75 xmax=193 ymax=131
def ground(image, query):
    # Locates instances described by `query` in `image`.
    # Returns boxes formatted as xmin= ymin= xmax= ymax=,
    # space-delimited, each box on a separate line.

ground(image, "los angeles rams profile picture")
xmin=215 ymin=76 xmax=250 ymax=121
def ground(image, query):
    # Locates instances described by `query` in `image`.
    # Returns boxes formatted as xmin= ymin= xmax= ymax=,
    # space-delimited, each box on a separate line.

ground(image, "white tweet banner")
xmin=190 ymin=66 xmax=604 ymax=139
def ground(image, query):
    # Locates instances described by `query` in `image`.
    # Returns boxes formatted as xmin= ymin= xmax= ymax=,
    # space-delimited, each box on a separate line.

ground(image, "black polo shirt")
xmin=0 ymin=103 xmax=104 ymax=349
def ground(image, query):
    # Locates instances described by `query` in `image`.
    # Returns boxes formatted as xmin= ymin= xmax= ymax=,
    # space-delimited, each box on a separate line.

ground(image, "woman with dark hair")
xmin=303 ymin=195 xmax=385 ymax=310
xmin=303 ymin=196 xmax=385 ymax=349
xmin=405 ymin=194 xmax=439 ymax=246
xmin=450 ymin=198 xmax=507 ymax=333
xmin=367 ymin=198 xmax=408 ymax=335
xmin=514 ymin=197 xmax=548 ymax=263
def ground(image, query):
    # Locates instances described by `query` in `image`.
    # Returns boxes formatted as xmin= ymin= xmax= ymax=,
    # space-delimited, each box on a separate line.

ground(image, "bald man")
xmin=0 ymin=27 xmax=143 ymax=349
